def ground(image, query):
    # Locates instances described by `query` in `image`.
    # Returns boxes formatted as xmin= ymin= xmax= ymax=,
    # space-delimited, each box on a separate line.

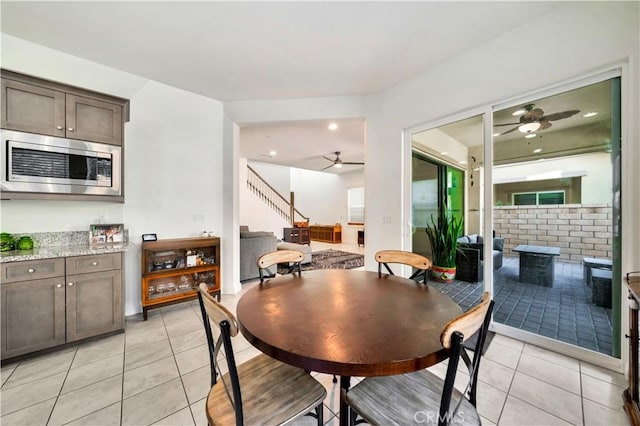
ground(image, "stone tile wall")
xmin=493 ymin=204 xmax=612 ymax=263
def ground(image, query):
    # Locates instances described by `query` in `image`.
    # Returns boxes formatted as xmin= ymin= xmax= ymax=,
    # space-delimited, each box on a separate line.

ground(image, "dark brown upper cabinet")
xmin=1 ymin=70 xmax=128 ymax=146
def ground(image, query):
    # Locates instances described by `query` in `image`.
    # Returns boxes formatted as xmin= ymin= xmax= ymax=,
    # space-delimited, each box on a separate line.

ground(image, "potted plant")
xmin=425 ymin=212 xmax=464 ymax=283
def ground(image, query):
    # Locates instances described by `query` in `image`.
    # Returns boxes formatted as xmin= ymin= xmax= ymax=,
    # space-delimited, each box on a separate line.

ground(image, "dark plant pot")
xmin=431 ymin=265 xmax=456 ymax=283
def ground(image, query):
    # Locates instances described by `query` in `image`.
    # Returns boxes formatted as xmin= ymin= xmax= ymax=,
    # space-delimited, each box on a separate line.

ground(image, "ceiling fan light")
xmin=525 ymin=133 xmax=537 ymax=139
xmin=333 ymin=163 xmax=343 ymax=168
xmin=518 ymin=122 xmax=541 ymax=133
xmin=583 ymin=112 xmax=598 ymax=118
xmin=512 ymin=109 xmax=526 ymax=116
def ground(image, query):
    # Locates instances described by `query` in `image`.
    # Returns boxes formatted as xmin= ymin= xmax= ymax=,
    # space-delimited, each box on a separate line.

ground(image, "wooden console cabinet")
xmin=283 ymin=227 xmax=310 ymax=245
xmin=141 ymin=237 xmax=220 ymax=320
xmin=309 ymin=225 xmax=342 ymax=243
xmin=624 ymin=271 xmax=640 ymax=426
xmin=1 ymin=253 xmax=124 ymax=360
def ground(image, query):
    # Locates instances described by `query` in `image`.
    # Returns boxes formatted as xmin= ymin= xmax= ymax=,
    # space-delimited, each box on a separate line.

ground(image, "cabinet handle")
xmin=56 ymin=125 xmax=63 ymax=130
xmin=56 ymin=284 xmax=63 ymax=288
xmin=68 ymin=127 xmax=75 ymax=132
xmin=92 ymin=261 xmax=99 ymax=266
xmin=27 ymin=268 xmax=35 ymax=273
xmin=68 ymin=282 xmax=74 ymax=287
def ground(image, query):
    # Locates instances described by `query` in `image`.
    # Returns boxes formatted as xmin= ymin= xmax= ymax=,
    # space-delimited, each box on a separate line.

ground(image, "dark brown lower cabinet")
xmin=1 ymin=253 xmax=124 ymax=361
xmin=1 ymin=277 xmax=66 ymax=359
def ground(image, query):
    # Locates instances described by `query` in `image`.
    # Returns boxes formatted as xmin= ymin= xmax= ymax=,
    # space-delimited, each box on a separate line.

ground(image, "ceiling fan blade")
xmin=322 ymin=155 xmax=335 ymax=162
xmin=541 ymin=110 xmax=580 ymax=121
xmin=498 ymin=126 xmax=520 ymax=136
xmin=494 ymin=122 xmax=521 ymax=127
xmin=342 ymin=162 xmax=365 ymax=165
xmin=321 ymin=164 xmax=335 ymax=171
xmin=539 ymin=121 xmax=552 ymax=130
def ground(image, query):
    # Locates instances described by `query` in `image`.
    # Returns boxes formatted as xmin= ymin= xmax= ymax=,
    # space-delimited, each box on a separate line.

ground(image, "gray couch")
xmin=455 ymin=234 xmax=504 ymax=283
xmin=239 ymin=226 xmax=278 ymax=281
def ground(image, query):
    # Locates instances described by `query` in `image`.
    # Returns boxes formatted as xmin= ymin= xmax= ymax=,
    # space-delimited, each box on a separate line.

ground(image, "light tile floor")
xmin=0 ymin=252 xmax=631 ymax=425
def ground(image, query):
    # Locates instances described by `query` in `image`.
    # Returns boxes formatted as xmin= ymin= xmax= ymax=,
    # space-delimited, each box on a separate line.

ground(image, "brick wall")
xmin=493 ymin=204 xmax=613 ymax=263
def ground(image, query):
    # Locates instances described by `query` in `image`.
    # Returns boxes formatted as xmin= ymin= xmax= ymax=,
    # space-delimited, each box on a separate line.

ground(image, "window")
xmin=513 ymin=190 xmax=565 ymax=206
xmin=348 ymin=187 xmax=365 ymax=224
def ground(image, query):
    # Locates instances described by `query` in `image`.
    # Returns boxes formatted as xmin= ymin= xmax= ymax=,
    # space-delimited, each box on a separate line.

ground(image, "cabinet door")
xmin=1 ymin=278 xmax=66 ymax=359
xmin=1 ymin=79 xmax=66 ymax=137
xmin=66 ymin=94 xmax=122 ymax=145
xmin=66 ymin=270 xmax=123 ymax=342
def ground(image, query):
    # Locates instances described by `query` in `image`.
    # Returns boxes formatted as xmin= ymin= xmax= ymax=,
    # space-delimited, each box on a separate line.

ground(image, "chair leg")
xmin=315 ymin=403 xmax=323 ymax=425
xmin=333 ymin=374 xmax=337 ymax=383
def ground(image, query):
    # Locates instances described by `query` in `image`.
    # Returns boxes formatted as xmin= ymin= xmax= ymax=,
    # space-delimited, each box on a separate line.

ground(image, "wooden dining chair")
xmin=196 ymin=283 xmax=326 ymax=426
xmin=346 ymin=292 xmax=494 ymax=426
xmin=257 ymin=249 xmax=304 ymax=283
xmin=375 ymin=249 xmax=432 ymax=284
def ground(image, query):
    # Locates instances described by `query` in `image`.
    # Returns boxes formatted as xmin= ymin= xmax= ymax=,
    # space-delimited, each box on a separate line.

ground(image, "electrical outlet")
xmin=193 ymin=213 xmax=206 ymax=222
xmin=382 ymin=216 xmax=392 ymax=224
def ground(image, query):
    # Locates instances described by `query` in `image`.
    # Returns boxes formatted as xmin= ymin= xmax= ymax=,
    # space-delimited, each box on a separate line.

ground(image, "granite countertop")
xmin=0 ymin=243 xmax=129 ymax=263
xmin=0 ymin=230 xmax=130 ymax=263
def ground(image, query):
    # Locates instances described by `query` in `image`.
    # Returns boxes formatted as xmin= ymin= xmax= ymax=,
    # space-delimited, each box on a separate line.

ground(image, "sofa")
xmin=240 ymin=226 xmax=278 ymax=281
xmin=455 ymin=234 xmax=504 ymax=283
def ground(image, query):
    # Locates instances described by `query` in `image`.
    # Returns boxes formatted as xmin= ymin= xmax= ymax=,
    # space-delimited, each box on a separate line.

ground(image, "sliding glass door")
xmin=491 ymin=77 xmax=621 ymax=359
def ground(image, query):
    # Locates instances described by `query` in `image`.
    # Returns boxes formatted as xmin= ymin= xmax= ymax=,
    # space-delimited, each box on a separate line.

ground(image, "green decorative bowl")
xmin=16 ymin=236 xmax=34 ymax=251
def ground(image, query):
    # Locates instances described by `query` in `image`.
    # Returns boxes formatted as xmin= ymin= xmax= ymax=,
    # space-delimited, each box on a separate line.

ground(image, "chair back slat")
xmin=375 ymin=250 xmax=431 ymax=284
xmin=257 ymin=250 xmax=304 ymax=283
xmin=440 ymin=292 xmax=491 ymax=349
xmin=198 ymin=283 xmax=238 ymax=337
xmin=375 ymin=250 xmax=432 ymax=270
xmin=439 ymin=292 xmax=494 ymax=426
xmin=257 ymin=250 xmax=303 ymax=268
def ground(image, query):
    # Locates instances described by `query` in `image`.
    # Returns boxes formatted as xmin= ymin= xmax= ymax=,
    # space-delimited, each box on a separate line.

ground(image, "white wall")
xmin=240 ymin=159 xmax=364 ymax=245
xmin=493 ymin=152 xmax=612 ymax=205
xmin=0 ymin=35 xmax=227 ymax=315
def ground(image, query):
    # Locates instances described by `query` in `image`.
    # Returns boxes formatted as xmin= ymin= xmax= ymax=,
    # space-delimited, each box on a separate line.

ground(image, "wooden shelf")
xmin=141 ymin=236 xmax=220 ymax=319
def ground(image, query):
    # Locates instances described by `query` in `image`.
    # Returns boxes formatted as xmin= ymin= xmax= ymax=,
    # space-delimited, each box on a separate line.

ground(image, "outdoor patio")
xmin=429 ymin=255 xmax=614 ymax=356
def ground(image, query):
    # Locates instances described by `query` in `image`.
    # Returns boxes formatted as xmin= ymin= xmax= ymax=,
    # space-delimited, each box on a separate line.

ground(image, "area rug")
xmin=277 ymin=249 xmax=364 ymax=275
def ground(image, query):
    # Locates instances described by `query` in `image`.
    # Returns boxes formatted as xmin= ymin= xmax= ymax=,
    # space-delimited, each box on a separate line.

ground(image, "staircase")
xmin=246 ymin=165 xmax=309 ymax=225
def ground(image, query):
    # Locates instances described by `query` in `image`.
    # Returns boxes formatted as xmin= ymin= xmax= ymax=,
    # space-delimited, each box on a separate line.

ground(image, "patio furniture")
xmin=513 ymin=244 xmax=561 ymax=287
xmin=375 ymin=249 xmax=432 ymax=284
xmin=346 ymin=293 xmax=494 ymax=426
xmin=236 ymin=269 xmax=462 ymax=426
xmin=583 ymin=257 xmax=613 ymax=287
xmin=456 ymin=234 xmax=504 ymax=283
xmin=196 ymin=283 xmax=326 ymax=425
xmin=591 ymin=268 xmax=612 ymax=308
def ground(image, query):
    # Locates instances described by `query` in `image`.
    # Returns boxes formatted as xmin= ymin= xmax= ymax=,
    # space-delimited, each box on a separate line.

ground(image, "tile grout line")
xmin=162 ymin=304 xmax=198 ymax=426
xmin=494 ymin=340 xmax=523 ymax=424
xmin=46 ymin=346 xmax=78 ymax=426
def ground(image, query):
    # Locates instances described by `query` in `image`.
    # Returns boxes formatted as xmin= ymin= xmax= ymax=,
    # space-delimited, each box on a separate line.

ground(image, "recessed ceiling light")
xmin=459 ymin=160 xmax=467 ymax=165
xmin=525 ymin=133 xmax=537 ymax=139
xmin=583 ymin=112 xmax=598 ymax=118
xmin=440 ymin=152 xmax=448 ymax=155
xmin=512 ymin=109 xmax=526 ymax=116
xmin=328 ymin=123 xmax=338 ymax=131
xmin=533 ymin=148 xmax=542 ymax=153
xmin=269 ymin=150 xmax=277 ymax=156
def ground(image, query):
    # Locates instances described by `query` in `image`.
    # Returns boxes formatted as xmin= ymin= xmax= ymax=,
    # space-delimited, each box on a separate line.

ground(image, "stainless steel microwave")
xmin=1 ymin=130 xmax=121 ymax=196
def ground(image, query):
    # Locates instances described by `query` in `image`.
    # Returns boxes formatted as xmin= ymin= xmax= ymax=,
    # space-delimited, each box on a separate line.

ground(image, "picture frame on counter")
xmin=90 ymin=223 xmax=124 ymax=245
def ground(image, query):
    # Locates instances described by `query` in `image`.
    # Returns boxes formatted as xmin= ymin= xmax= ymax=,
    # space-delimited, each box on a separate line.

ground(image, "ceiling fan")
xmin=321 ymin=151 xmax=364 ymax=171
xmin=494 ymin=103 xmax=580 ymax=136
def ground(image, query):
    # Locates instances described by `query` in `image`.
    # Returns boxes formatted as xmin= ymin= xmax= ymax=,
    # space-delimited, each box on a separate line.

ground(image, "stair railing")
xmin=246 ymin=165 xmax=309 ymax=225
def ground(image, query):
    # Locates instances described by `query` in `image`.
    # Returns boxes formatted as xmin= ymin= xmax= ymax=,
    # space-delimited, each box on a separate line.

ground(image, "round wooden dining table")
xmin=236 ymin=269 xmax=463 ymax=426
